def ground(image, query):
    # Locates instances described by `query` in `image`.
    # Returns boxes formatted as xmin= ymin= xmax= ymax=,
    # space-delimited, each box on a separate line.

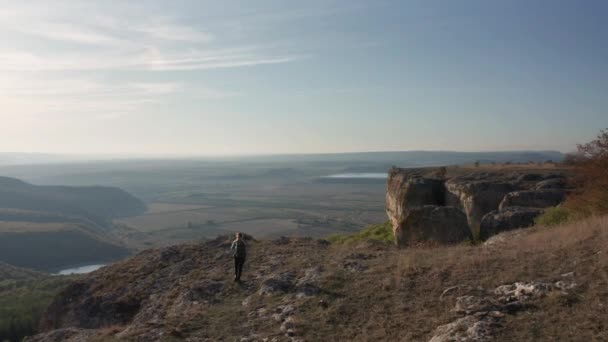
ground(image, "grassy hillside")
xmin=0 ymin=261 xmax=43 ymax=281
xmin=32 ymin=215 xmax=607 ymax=341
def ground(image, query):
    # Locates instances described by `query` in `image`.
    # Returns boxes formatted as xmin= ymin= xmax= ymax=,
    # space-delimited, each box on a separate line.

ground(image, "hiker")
xmin=230 ymin=232 xmax=247 ymax=282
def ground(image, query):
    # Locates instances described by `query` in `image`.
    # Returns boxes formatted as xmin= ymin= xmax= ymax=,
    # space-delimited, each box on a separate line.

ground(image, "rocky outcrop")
xmin=479 ymin=207 xmax=543 ymax=240
xmin=386 ymin=174 xmax=445 ymax=214
xmin=395 ymin=205 xmax=471 ymax=246
xmin=445 ymin=178 xmax=514 ymax=231
xmin=534 ymin=177 xmax=567 ymax=190
xmin=386 ymin=170 xmax=446 ymax=246
xmin=386 ymin=169 xmax=571 ymax=245
xmin=499 ymin=189 xmax=566 ymax=211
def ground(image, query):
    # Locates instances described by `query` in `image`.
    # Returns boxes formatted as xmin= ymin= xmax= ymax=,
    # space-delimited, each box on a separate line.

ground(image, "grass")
xmin=535 ymin=206 xmax=573 ymax=226
xmin=325 ymin=221 xmax=393 ymax=244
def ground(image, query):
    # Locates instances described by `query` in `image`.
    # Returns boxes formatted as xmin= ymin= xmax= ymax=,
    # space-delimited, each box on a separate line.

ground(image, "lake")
xmin=57 ymin=264 xmax=105 ymax=275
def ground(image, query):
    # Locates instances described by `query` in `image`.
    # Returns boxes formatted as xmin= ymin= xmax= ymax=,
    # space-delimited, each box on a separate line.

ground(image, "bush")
xmin=0 ymin=276 xmax=72 ymax=342
xmin=326 ymin=221 xmax=393 ymax=245
xmin=562 ymin=128 xmax=608 ymax=217
xmin=535 ymin=207 xmax=572 ymax=227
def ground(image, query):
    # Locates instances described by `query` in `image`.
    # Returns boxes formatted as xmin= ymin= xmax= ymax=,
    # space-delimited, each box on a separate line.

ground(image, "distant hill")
xmin=0 ymin=176 xmax=146 ymax=226
xmin=0 ymin=224 xmax=130 ymax=272
xmin=0 ymin=177 xmax=143 ymax=271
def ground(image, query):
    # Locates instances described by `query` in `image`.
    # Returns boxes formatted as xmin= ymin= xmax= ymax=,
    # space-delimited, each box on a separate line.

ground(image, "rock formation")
xmin=534 ymin=177 xmax=567 ymax=190
xmin=445 ymin=178 xmax=514 ymax=231
xmin=479 ymin=207 xmax=543 ymax=240
xmin=499 ymin=189 xmax=566 ymax=211
xmin=394 ymin=205 xmax=471 ymax=246
xmin=386 ymin=168 xmax=571 ymax=245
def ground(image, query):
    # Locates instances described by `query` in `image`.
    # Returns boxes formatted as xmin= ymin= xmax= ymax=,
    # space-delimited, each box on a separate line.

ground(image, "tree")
xmin=563 ymin=128 xmax=608 ymax=216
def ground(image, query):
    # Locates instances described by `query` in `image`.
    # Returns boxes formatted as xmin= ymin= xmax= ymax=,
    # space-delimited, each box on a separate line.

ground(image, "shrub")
xmin=562 ymin=128 xmax=608 ymax=217
xmin=534 ymin=207 xmax=572 ymax=227
xmin=326 ymin=221 xmax=393 ymax=245
xmin=0 ymin=276 xmax=72 ymax=342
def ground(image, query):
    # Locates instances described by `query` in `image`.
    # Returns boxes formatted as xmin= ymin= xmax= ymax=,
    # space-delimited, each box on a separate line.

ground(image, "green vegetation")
xmin=0 ymin=273 xmax=72 ymax=342
xmin=534 ymin=207 xmax=572 ymax=227
xmin=326 ymin=221 xmax=393 ymax=244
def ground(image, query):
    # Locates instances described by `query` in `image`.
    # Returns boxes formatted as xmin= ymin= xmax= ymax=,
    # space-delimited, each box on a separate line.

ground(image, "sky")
xmin=0 ymin=0 xmax=606 ymax=155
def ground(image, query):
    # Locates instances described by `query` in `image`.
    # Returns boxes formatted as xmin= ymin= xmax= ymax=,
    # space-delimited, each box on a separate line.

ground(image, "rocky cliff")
xmin=386 ymin=168 xmax=571 ymax=246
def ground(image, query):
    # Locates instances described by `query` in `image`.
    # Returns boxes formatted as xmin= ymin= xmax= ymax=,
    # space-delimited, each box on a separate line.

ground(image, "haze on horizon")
xmin=1 ymin=0 xmax=606 ymax=156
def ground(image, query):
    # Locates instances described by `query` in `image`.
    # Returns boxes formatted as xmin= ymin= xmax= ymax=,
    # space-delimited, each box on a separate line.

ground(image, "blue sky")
xmin=1 ymin=0 xmax=606 ymax=155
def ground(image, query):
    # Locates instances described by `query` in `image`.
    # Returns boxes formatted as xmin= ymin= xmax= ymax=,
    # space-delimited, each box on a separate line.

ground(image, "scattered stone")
xmin=280 ymin=316 xmax=296 ymax=332
xmin=429 ymin=315 xmax=498 ymax=342
xmin=258 ymin=272 xmax=295 ymax=296
xmin=272 ymin=304 xmax=296 ymax=322
xmin=430 ymin=279 xmax=578 ymax=342
xmin=343 ymin=260 xmax=367 ymax=273
xmin=242 ymin=296 xmax=252 ymax=306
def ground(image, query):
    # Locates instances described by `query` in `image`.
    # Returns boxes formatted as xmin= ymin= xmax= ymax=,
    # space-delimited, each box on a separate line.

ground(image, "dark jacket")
xmin=231 ymin=239 xmax=247 ymax=259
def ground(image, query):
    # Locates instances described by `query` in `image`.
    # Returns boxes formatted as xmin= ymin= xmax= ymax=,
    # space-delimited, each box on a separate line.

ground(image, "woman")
xmin=230 ymin=232 xmax=247 ymax=282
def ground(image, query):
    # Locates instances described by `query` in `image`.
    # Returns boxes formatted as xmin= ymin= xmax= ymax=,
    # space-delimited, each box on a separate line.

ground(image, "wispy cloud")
xmin=0 ymin=1 xmax=298 ymax=124
xmin=0 ymin=3 xmax=301 ymax=72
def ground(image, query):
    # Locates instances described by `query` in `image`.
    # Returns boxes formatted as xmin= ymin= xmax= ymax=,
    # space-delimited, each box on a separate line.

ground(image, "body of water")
xmin=57 ymin=264 xmax=105 ymax=275
xmin=323 ymin=173 xmax=387 ymax=179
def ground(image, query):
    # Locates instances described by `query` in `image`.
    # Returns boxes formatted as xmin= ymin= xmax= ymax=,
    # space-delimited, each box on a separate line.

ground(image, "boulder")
xmin=534 ymin=178 xmax=567 ymax=190
xmin=393 ymin=205 xmax=471 ymax=247
xmin=445 ymin=178 xmax=515 ymax=231
xmin=386 ymin=171 xmax=446 ymax=244
xmin=479 ymin=207 xmax=543 ymax=240
xmin=499 ymin=189 xmax=565 ymax=211
xmin=515 ymin=173 xmax=544 ymax=183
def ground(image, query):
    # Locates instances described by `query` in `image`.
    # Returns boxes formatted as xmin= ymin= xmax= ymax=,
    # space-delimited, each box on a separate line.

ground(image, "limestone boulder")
xmin=499 ymin=189 xmax=565 ymax=211
xmin=393 ymin=205 xmax=471 ymax=247
xmin=479 ymin=207 xmax=543 ymax=240
xmin=386 ymin=170 xmax=445 ymax=244
xmin=534 ymin=177 xmax=567 ymax=190
xmin=445 ymin=178 xmax=515 ymax=231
